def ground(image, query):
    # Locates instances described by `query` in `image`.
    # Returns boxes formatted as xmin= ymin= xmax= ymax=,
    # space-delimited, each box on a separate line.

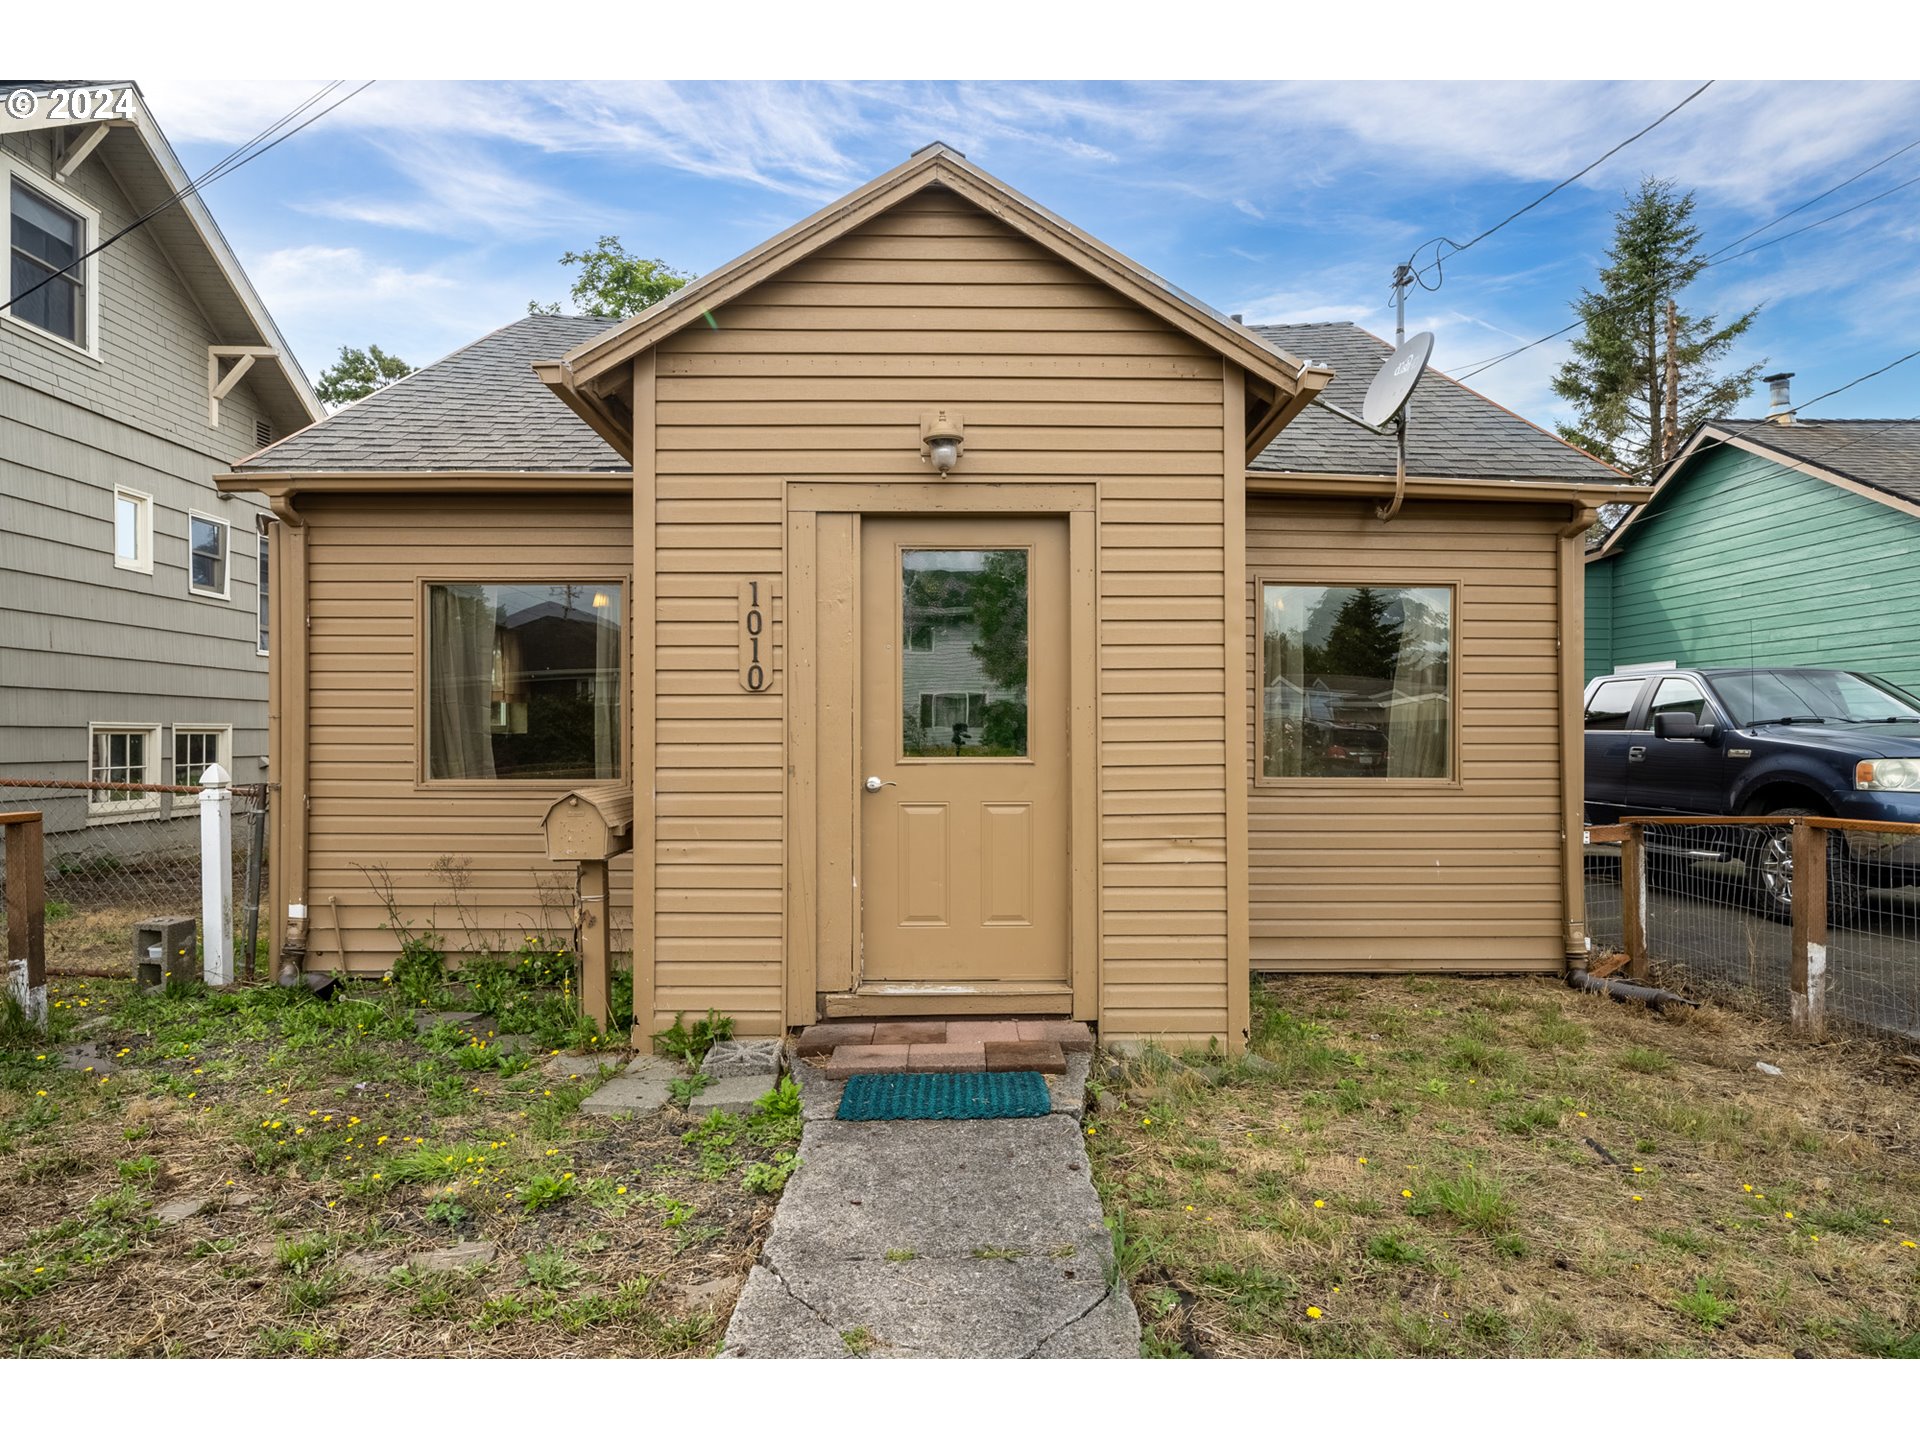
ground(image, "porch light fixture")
xmin=920 ymin=410 xmax=965 ymax=476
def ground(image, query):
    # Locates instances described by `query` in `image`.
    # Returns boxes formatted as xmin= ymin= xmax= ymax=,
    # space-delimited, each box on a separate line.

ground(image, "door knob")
xmin=864 ymin=776 xmax=896 ymax=792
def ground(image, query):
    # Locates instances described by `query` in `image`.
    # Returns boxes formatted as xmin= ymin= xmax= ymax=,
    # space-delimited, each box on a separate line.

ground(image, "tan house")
xmin=226 ymin=146 xmax=1640 ymax=1049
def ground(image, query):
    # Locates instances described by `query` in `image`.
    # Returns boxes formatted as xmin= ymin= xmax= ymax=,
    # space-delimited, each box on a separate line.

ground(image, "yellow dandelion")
xmin=1903 ymin=1240 xmax=1916 ymax=1249
xmin=1784 ymin=1211 xmax=1794 ymax=1220
xmin=1142 ymin=1117 xmax=1152 ymax=1127
xmin=1357 ymin=1157 xmax=1368 ymax=1166
xmin=616 ymin=1185 xmax=628 ymax=1196
xmin=1402 ymin=1189 xmax=1414 ymax=1199
xmin=1086 ymin=1127 xmax=1097 ymax=1136
xmin=1313 ymin=1199 xmax=1326 ymax=1209
xmin=326 ymin=1200 xmax=336 ymax=1208
xmin=1631 ymin=1195 xmax=1643 ymax=1202
xmin=1306 ymin=1306 xmax=1322 ymax=1319
xmin=1577 ymin=1111 xmax=1588 ymax=1118
xmin=1632 ymin=1165 xmax=1644 ymax=1173
xmin=377 ymin=1136 xmax=388 ymax=1145
xmin=35 ymin=1089 xmax=46 ymax=1098
xmin=1743 ymin=1184 xmax=1753 ymax=1193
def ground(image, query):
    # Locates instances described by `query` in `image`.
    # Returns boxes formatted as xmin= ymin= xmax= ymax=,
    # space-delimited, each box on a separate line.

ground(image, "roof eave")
xmin=1246 ymin=470 xmax=1656 ymax=510
xmin=554 ymin=146 xmax=1320 ymax=404
xmin=218 ymin=469 xmax=631 ymax=498
xmin=532 ymin=360 xmax=634 ymax=463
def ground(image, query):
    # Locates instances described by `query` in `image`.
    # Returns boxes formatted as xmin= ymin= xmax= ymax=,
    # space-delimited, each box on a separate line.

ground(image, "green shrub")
xmin=391 ymin=935 xmax=447 ymax=1006
xmin=652 ymin=1009 xmax=733 ymax=1065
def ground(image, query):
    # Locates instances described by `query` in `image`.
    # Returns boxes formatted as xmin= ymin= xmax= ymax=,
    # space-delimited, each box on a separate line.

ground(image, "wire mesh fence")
xmin=1587 ymin=816 xmax=1920 ymax=1045
xmin=0 ymin=777 xmax=268 ymax=978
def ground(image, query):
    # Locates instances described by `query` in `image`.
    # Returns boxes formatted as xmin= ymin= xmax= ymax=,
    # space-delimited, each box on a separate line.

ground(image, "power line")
xmin=1452 ymin=138 xmax=1920 ymax=384
xmin=4 ymin=80 xmax=374 ymax=314
xmin=1404 ymin=81 xmax=1715 ymax=292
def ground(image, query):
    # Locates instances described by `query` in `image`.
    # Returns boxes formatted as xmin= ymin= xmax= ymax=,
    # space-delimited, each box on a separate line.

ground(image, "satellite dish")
xmin=1361 ymin=331 xmax=1435 ymax=430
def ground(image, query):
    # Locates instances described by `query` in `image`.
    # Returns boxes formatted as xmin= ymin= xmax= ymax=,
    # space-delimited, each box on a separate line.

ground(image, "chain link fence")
xmin=0 ymin=777 xmax=268 ymax=978
xmin=1585 ymin=817 xmax=1920 ymax=1045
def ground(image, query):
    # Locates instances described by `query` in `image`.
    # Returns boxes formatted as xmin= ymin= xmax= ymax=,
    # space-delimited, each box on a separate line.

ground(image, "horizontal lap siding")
xmin=301 ymin=495 xmax=633 ymax=969
xmin=1246 ymin=499 xmax=1565 ymax=971
xmin=652 ymin=187 xmax=1229 ymax=1042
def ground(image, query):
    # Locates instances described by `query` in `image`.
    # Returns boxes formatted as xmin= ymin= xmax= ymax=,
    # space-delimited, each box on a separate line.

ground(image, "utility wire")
xmin=1452 ymin=139 xmax=1920 ymax=384
xmin=4 ymin=80 xmax=373 ymax=313
xmin=1404 ymin=81 xmax=1715 ymax=292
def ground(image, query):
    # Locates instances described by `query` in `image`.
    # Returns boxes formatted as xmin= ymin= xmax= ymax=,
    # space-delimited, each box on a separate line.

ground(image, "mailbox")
xmin=541 ymin=785 xmax=634 ymax=863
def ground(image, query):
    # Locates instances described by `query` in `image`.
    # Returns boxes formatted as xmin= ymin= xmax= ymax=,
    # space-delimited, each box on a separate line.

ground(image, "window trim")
xmin=113 ymin=485 xmax=154 ymax=574
xmin=171 ymin=722 xmax=233 ymax=788
xmin=86 ymin=722 xmax=163 ymax=821
xmin=2 ymin=155 xmax=102 ymax=362
xmin=186 ymin=509 xmax=231 ymax=600
xmin=1252 ymin=575 xmax=1462 ymax=791
xmin=413 ymin=574 xmax=631 ymax=792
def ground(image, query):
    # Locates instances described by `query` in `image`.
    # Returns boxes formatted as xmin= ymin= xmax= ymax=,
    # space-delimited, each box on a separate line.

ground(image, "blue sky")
xmin=143 ymin=78 xmax=1920 ymax=431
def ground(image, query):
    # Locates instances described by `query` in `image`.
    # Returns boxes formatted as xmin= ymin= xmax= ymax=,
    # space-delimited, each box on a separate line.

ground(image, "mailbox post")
xmin=540 ymin=785 xmax=634 ymax=1033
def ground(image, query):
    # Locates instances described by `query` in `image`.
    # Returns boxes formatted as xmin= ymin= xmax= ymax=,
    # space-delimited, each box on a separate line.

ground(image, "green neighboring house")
xmin=1586 ymin=405 xmax=1920 ymax=693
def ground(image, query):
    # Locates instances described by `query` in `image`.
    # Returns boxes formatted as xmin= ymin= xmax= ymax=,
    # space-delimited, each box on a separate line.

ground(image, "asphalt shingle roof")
xmin=238 ymin=313 xmax=1622 ymax=484
xmin=1249 ymin=322 xmax=1623 ymax=484
xmin=237 ymin=314 xmax=625 ymax=473
xmin=1707 ymin=419 xmax=1920 ymax=506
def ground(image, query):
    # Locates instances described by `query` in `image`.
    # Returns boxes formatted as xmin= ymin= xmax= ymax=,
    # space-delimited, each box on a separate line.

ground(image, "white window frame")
xmin=187 ymin=509 xmax=231 ymax=600
xmin=256 ymin=529 xmax=271 ymax=655
xmin=1 ymin=152 xmax=102 ymax=363
xmin=87 ymin=722 xmax=163 ymax=820
xmin=113 ymin=485 xmax=153 ymax=574
xmin=172 ymin=723 xmax=232 ymax=787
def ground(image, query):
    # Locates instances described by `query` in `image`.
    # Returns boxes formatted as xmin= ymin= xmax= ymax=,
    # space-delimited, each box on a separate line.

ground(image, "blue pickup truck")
xmin=1583 ymin=665 xmax=1920 ymax=915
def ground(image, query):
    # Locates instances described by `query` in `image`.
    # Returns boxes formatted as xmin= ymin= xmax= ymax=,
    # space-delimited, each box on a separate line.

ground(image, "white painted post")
xmin=199 ymin=763 xmax=234 ymax=985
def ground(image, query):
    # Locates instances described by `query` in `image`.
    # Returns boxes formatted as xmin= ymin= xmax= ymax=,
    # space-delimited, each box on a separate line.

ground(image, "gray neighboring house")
xmin=1 ymin=80 xmax=322 ymax=837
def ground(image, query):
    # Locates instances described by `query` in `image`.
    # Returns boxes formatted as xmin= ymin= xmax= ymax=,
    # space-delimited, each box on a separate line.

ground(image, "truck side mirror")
xmin=1652 ymin=711 xmax=1718 ymax=744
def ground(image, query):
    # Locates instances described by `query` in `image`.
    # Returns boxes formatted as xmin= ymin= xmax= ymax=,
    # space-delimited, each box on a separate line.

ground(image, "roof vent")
xmin=1764 ymin=371 xmax=1794 ymax=424
xmin=1229 ymin=313 xmax=1244 ymax=324
xmin=255 ymin=418 xmax=274 ymax=449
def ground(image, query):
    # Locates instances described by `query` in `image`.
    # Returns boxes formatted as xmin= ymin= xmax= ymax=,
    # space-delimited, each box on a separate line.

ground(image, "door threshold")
xmin=821 ymin=985 xmax=1074 ymax=1019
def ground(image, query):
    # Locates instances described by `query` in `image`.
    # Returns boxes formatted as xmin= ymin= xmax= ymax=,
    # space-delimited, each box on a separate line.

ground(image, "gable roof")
xmin=538 ymin=143 xmax=1331 ymax=462
xmin=232 ymin=314 xmax=624 ymax=475
xmin=1588 ymin=418 xmax=1920 ymax=561
xmin=1 ymin=80 xmax=322 ymax=434
xmin=1249 ymin=322 xmax=1625 ymax=484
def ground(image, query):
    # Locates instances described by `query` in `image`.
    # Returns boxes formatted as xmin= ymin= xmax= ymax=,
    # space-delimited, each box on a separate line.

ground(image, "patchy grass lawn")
xmin=1089 ymin=976 xmax=1920 ymax=1358
xmin=0 ymin=977 xmax=796 ymax=1357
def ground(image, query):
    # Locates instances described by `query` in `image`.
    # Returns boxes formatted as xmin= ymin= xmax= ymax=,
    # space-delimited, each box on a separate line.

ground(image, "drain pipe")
xmin=1565 ymin=955 xmax=1697 ymax=1010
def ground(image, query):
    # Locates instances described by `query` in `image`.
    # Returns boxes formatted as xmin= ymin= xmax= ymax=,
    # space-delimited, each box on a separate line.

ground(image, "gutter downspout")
xmin=268 ymin=493 xmax=308 ymax=986
xmin=1559 ymin=505 xmax=1598 ymax=975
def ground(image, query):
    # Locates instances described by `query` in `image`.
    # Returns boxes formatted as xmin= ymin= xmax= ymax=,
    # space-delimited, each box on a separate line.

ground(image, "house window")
xmin=173 ymin=726 xmax=229 ymax=786
xmin=88 ymin=724 xmax=162 ymax=817
xmin=188 ymin=512 xmax=229 ymax=598
xmin=906 ymin=623 xmax=935 ymax=652
xmin=1259 ymin=582 xmax=1454 ymax=781
xmin=425 ymin=582 xmax=623 ymax=781
xmin=113 ymin=486 xmax=153 ymax=573
xmin=8 ymin=176 xmax=86 ymax=347
xmin=257 ymin=531 xmax=271 ymax=654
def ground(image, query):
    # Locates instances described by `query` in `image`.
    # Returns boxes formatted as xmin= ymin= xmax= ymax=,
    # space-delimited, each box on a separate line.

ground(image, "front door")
xmin=857 ymin=516 xmax=1069 ymax=987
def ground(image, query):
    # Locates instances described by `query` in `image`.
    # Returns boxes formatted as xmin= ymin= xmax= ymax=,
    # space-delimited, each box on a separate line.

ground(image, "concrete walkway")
xmin=722 ymin=1058 xmax=1140 ymax=1358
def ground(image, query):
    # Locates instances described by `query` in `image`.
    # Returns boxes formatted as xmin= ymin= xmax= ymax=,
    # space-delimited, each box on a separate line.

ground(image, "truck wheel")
xmin=1747 ymin=806 xmax=1862 ymax=923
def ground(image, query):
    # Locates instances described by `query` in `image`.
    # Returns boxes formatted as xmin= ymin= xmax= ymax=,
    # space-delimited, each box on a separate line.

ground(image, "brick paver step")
xmin=794 ymin=1022 xmax=875 ymax=1057
xmin=982 ymin=1039 xmax=1067 ymax=1074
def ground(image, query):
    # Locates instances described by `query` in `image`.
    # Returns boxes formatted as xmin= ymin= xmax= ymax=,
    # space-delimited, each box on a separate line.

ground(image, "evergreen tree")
xmin=1552 ymin=178 xmax=1764 ymax=481
xmin=1318 ymin=587 xmax=1401 ymax=680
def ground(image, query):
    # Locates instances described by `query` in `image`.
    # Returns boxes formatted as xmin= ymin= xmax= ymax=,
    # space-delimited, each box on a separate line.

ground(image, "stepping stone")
xmin=544 ymin=1052 xmax=605 ymax=1080
xmin=59 ymin=1042 xmax=115 ymax=1074
xmin=625 ymin=1054 xmax=681 ymax=1081
xmin=794 ymin=1022 xmax=874 ymax=1057
xmin=822 ymin=1045 xmax=911 ymax=1080
xmin=982 ymin=1040 xmax=1066 ymax=1075
xmin=907 ymin=1042 xmax=986 ymax=1074
xmin=701 ymin=1038 xmax=784 ymax=1079
xmin=946 ymin=1020 xmax=1021 ymax=1045
xmin=339 ymin=1251 xmax=397 ymax=1280
xmin=411 ymin=1241 xmax=496 ymax=1274
xmin=414 ymin=1011 xmax=484 ymax=1035
xmin=872 ymin=1021 xmax=947 ymax=1046
xmin=689 ymin=1075 xmax=775 ymax=1117
xmin=154 ymin=1197 xmax=210 ymax=1225
xmin=581 ymin=1070 xmax=673 ymax=1116
xmin=1015 ymin=1021 xmax=1093 ymax=1053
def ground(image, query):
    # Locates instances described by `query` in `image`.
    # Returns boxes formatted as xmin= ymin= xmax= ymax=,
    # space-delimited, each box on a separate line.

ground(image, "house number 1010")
xmin=738 ymin=579 xmax=773 ymax=692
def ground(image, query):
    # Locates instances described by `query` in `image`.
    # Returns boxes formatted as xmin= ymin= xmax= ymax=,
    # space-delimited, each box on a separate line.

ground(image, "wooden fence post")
xmin=577 ymin=858 xmax=611 ymax=1032
xmin=3 ymin=811 xmax=48 ymax=1030
xmin=1622 ymin=821 xmax=1648 ymax=981
xmin=1789 ymin=819 xmax=1828 ymax=1034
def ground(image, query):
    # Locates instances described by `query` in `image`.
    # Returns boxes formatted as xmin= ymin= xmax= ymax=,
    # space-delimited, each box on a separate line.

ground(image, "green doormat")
xmin=836 ymin=1070 xmax=1052 ymax=1121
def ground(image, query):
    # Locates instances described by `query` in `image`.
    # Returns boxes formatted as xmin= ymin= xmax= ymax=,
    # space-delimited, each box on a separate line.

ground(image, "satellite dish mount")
xmin=1307 ymin=263 xmax=1430 ymax=520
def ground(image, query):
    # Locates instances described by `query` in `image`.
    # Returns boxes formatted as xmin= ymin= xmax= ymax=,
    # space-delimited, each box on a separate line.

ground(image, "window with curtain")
xmin=425 ymin=582 xmax=622 ymax=781
xmin=1260 ymin=583 xmax=1452 ymax=780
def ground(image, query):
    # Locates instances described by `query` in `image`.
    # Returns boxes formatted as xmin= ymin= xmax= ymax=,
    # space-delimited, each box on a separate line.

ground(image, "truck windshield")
xmin=1716 ymin=670 xmax=1920 ymax=726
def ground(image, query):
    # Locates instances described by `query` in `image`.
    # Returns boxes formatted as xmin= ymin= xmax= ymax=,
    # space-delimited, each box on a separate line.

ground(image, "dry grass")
xmin=0 ymin=977 xmax=788 ymax=1357
xmin=1090 ymin=975 xmax=1920 ymax=1358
